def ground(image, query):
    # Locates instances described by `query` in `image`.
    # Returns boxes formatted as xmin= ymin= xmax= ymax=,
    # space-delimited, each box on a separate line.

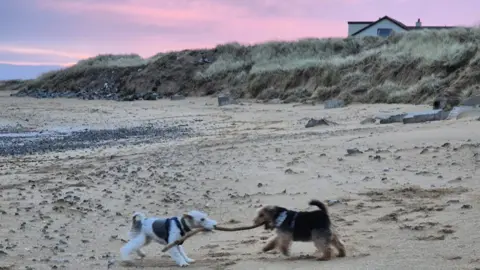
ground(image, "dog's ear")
xmin=183 ymin=213 xmax=193 ymax=220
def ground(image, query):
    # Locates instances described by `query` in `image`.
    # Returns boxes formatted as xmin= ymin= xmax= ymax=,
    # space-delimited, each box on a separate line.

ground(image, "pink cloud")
xmin=38 ymin=0 xmax=232 ymax=23
xmin=0 ymin=60 xmax=74 ymax=66
xmin=0 ymin=45 xmax=90 ymax=60
xmin=35 ymin=0 xmax=344 ymax=58
xmin=2 ymin=0 xmax=479 ymax=69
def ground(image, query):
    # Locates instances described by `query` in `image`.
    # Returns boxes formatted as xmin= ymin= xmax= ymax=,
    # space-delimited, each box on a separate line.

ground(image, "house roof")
xmin=347 ymin=21 xmax=373 ymax=25
xmin=351 ymin=16 xmax=408 ymax=36
xmin=350 ymin=16 xmax=455 ymax=36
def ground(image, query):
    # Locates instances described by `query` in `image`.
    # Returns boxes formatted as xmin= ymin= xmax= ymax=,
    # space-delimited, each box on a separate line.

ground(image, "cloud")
xmin=0 ymin=0 xmax=478 ymax=71
xmin=0 ymin=46 xmax=89 ymax=60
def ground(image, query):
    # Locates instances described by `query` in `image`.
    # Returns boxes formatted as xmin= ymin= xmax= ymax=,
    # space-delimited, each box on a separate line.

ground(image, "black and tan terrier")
xmin=253 ymin=199 xmax=346 ymax=260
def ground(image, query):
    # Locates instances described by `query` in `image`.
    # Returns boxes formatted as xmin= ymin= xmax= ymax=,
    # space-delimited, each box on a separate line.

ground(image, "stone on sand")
xmin=402 ymin=109 xmax=450 ymax=124
xmin=170 ymin=94 xmax=186 ymax=100
xmin=324 ymin=99 xmax=345 ymax=109
xmin=218 ymin=95 xmax=233 ymax=106
xmin=305 ymin=118 xmax=337 ymax=128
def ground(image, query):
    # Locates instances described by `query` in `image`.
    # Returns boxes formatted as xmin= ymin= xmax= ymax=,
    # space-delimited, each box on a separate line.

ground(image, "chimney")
xmin=416 ymin=18 xmax=422 ymax=28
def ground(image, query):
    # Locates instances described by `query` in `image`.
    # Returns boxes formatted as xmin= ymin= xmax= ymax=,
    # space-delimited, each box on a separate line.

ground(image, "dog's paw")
xmin=185 ymin=258 xmax=195 ymax=263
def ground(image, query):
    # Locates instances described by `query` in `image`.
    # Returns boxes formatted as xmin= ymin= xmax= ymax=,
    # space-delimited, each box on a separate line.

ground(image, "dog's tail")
xmin=130 ymin=212 xmax=146 ymax=236
xmin=309 ymin=200 xmax=329 ymax=215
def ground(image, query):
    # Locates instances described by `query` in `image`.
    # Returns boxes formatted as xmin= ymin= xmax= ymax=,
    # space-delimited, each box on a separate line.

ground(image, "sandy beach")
xmin=1 ymin=91 xmax=479 ymax=270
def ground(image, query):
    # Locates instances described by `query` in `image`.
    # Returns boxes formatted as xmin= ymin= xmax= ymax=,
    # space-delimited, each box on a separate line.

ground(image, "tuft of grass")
xmin=25 ymin=27 xmax=480 ymax=104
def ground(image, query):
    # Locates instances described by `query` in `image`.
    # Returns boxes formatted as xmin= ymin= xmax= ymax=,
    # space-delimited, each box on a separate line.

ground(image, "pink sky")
xmin=0 ymin=0 xmax=478 ymax=67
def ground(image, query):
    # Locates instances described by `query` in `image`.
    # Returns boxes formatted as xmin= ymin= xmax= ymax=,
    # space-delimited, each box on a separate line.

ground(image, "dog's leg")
xmin=135 ymin=237 xmax=151 ymax=259
xmin=120 ymin=234 xmax=147 ymax=262
xmin=168 ymin=245 xmax=189 ymax=267
xmin=277 ymin=233 xmax=292 ymax=257
xmin=262 ymin=236 xmax=278 ymax=253
xmin=312 ymin=230 xmax=333 ymax=261
xmin=177 ymin=245 xmax=195 ymax=263
xmin=332 ymin=233 xmax=346 ymax=257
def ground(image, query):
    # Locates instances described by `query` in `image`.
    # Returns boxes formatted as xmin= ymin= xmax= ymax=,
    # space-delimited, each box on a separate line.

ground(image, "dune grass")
xmin=25 ymin=27 xmax=480 ymax=104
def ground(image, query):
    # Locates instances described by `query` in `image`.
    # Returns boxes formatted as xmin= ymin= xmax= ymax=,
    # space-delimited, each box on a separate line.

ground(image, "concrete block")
xmin=447 ymin=106 xmax=474 ymax=120
xmin=170 ymin=94 xmax=185 ymax=100
xmin=460 ymin=95 xmax=480 ymax=107
xmin=402 ymin=109 xmax=449 ymax=124
xmin=218 ymin=96 xmax=232 ymax=106
xmin=378 ymin=113 xmax=407 ymax=124
xmin=324 ymin=99 xmax=345 ymax=109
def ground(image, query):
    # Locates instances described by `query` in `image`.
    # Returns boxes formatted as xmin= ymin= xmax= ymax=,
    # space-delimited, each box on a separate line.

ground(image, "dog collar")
xmin=274 ymin=211 xmax=288 ymax=227
xmin=179 ymin=217 xmax=192 ymax=233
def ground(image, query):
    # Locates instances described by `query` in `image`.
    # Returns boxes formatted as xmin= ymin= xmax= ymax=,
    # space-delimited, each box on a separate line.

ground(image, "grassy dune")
xmin=20 ymin=27 xmax=480 ymax=104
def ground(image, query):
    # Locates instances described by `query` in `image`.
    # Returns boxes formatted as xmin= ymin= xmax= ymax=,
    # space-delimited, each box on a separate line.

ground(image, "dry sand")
xmin=0 ymin=91 xmax=479 ymax=270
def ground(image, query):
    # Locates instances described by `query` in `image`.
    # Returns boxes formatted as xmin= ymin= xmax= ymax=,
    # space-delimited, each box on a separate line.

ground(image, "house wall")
xmin=353 ymin=19 xmax=407 ymax=37
xmin=348 ymin=23 xmax=370 ymax=36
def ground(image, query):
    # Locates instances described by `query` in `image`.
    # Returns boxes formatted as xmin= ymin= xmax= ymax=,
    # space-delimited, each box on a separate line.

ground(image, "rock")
xmin=218 ymin=95 xmax=232 ymax=106
xmin=378 ymin=113 xmax=407 ymax=124
xmin=324 ymin=99 xmax=345 ymax=109
xmin=170 ymin=94 xmax=185 ymax=100
xmin=402 ymin=109 xmax=450 ymax=124
xmin=121 ymin=95 xmax=136 ymax=101
xmin=266 ymin=98 xmax=282 ymax=104
xmin=360 ymin=117 xmax=376 ymax=125
xmin=327 ymin=200 xmax=341 ymax=206
xmin=142 ymin=92 xmax=159 ymax=100
xmin=346 ymin=148 xmax=363 ymax=156
xmin=305 ymin=118 xmax=337 ymax=128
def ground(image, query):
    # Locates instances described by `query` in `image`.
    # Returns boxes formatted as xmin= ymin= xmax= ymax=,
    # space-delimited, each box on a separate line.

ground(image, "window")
xmin=377 ymin=28 xmax=393 ymax=37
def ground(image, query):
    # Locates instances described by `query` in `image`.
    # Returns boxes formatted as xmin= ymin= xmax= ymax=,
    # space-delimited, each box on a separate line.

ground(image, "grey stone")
xmin=346 ymin=148 xmax=363 ymax=156
xmin=360 ymin=117 xmax=376 ymax=125
xmin=170 ymin=94 xmax=185 ymax=100
xmin=324 ymin=99 xmax=345 ymax=109
xmin=378 ymin=113 xmax=408 ymax=124
xmin=218 ymin=96 xmax=232 ymax=106
xmin=402 ymin=109 xmax=450 ymax=124
xmin=142 ymin=92 xmax=159 ymax=100
xmin=305 ymin=118 xmax=337 ymax=128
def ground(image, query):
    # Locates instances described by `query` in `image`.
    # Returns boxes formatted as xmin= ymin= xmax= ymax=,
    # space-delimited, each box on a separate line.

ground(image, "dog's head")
xmin=183 ymin=210 xmax=217 ymax=231
xmin=253 ymin=205 xmax=284 ymax=230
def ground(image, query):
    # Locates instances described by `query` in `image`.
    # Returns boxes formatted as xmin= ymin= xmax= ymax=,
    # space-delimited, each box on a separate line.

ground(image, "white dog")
xmin=120 ymin=210 xmax=217 ymax=267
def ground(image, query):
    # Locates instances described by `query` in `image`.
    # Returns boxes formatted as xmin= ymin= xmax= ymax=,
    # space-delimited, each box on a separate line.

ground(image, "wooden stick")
xmin=161 ymin=228 xmax=207 ymax=252
xmin=214 ymin=223 xmax=264 ymax=231
xmin=161 ymin=223 xmax=264 ymax=252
